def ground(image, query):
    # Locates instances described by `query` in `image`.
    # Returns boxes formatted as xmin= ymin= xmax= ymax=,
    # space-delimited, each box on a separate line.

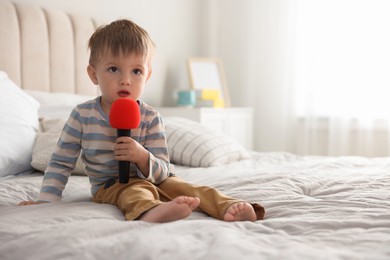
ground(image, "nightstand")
xmin=157 ymin=107 xmax=253 ymax=150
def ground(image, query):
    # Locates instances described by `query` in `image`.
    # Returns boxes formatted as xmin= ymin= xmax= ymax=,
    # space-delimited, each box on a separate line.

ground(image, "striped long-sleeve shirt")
xmin=37 ymin=97 xmax=173 ymax=202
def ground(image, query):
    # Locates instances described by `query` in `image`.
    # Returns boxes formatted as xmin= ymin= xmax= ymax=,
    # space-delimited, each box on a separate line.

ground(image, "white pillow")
xmin=24 ymin=90 xmax=96 ymax=118
xmin=164 ymin=117 xmax=251 ymax=167
xmin=24 ymin=90 xmax=95 ymax=106
xmin=0 ymin=71 xmax=40 ymax=176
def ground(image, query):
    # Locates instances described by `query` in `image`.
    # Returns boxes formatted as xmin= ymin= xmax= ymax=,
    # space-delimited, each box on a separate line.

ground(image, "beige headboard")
xmin=0 ymin=0 xmax=100 ymax=95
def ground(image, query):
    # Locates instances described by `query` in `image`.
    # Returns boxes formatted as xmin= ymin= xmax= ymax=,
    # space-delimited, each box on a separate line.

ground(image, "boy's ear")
xmin=87 ymin=65 xmax=98 ymax=85
xmin=146 ymin=65 xmax=152 ymax=82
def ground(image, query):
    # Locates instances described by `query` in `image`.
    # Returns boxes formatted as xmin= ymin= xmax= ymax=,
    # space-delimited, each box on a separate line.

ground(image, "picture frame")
xmin=187 ymin=57 xmax=231 ymax=107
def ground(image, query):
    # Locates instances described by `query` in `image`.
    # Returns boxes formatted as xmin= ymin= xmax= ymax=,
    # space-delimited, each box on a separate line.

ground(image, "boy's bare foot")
xmin=18 ymin=201 xmax=44 ymax=206
xmin=223 ymin=202 xmax=257 ymax=222
xmin=139 ymin=196 xmax=200 ymax=223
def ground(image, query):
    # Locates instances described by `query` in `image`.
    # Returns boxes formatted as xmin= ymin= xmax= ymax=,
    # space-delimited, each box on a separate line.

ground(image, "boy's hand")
xmin=18 ymin=201 xmax=44 ymax=206
xmin=114 ymin=136 xmax=150 ymax=177
xmin=114 ymin=136 xmax=148 ymax=164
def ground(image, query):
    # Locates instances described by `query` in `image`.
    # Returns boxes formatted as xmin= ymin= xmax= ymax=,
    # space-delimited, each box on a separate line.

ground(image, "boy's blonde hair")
xmin=88 ymin=19 xmax=155 ymax=66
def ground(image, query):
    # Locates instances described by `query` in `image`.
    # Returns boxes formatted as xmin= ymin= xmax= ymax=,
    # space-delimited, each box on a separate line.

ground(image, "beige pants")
xmin=93 ymin=176 xmax=265 ymax=221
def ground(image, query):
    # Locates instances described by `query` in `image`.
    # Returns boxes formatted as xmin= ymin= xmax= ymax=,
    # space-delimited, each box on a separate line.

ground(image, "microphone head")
xmin=109 ymin=98 xmax=141 ymax=129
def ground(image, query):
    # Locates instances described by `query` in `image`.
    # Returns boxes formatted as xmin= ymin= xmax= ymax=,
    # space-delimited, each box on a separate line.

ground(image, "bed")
xmin=1 ymin=1 xmax=390 ymax=259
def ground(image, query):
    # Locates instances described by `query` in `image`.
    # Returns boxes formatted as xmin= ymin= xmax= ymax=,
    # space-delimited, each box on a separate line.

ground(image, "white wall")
xmin=205 ymin=0 xmax=295 ymax=152
xmin=9 ymin=0 xmax=202 ymax=106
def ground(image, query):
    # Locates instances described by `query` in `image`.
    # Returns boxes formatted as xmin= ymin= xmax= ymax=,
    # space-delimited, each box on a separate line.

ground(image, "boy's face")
xmin=87 ymin=51 xmax=152 ymax=113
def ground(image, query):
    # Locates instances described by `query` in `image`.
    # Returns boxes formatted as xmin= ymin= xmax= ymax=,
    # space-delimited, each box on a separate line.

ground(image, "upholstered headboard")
xmin=0 ymin=0 xmax=100 ymax=95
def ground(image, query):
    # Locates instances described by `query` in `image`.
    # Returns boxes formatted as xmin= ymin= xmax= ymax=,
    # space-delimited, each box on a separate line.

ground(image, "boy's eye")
xmin=108 ymin=67 xmax=118 ymax=73
xmin=132 ymin=69 xmax=142 ymax=75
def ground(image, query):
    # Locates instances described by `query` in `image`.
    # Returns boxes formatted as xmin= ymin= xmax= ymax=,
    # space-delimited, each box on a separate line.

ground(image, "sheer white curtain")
xmin=293 ymin=0 xmax=390 ymax=156
xmin=212 ymin=0 xmax=390 ymax=156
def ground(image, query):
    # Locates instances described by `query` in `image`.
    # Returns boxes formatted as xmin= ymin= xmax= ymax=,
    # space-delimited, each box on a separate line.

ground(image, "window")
xmin=293 ymin=0 xmax=390 ymax=119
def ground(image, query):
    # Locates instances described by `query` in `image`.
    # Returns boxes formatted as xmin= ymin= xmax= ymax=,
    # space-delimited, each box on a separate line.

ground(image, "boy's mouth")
xmin=118 ymin=90 xmax=130 ymax=97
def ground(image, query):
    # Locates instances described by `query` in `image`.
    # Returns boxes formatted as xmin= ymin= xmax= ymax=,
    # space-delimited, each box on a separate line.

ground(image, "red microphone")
xmin=109 ymin=98 xmax=141 ymax=183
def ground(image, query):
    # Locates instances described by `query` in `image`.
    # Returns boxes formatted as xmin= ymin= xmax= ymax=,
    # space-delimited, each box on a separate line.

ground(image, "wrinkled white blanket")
xmin=1 ymin=152 xmax=390 ymax=260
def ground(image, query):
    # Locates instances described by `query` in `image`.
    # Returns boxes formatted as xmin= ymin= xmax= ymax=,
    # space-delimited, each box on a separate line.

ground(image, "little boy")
xmin=19 ymin=19 xmax=265 ymax=222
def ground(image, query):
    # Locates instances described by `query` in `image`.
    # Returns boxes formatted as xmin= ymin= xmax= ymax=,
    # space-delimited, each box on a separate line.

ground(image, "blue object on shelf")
xmin=177 ymin=90 xmax=196 ymax=106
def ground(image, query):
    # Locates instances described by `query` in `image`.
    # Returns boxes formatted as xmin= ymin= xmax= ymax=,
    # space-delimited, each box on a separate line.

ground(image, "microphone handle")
xmin=117 ymin=129 xmax=131 ymax=183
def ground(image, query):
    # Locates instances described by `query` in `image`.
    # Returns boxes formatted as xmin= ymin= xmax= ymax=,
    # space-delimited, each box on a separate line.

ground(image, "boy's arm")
xmin=18 ymin=123 xmax=81 ymax=205
xmin=37 ymin=113 xmax=82 ymax=202
xmin=136 ymin=114 xmax=172 ymax=184
xmin=22 ymin=110 xmax=82 ymax=205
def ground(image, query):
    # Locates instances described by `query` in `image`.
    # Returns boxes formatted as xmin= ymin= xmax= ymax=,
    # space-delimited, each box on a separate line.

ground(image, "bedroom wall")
xmin=200 ymin=0 xmax=294 ymax=152
xmin=8 ymin=0 xmax=202 ymax=106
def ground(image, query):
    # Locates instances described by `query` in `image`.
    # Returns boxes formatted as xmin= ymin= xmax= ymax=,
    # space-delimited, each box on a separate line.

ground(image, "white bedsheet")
xmin=1 ymin=152 xmax=390 ymax=260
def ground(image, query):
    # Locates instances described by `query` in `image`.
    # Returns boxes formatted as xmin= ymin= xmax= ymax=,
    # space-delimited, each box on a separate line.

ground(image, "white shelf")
xmin=157 ymin=107 xmax=253 ymax=150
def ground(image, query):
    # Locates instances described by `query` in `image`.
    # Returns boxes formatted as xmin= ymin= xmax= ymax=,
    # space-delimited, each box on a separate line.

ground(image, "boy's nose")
xmin=120 ymin=75 xmax=131 ymax=85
